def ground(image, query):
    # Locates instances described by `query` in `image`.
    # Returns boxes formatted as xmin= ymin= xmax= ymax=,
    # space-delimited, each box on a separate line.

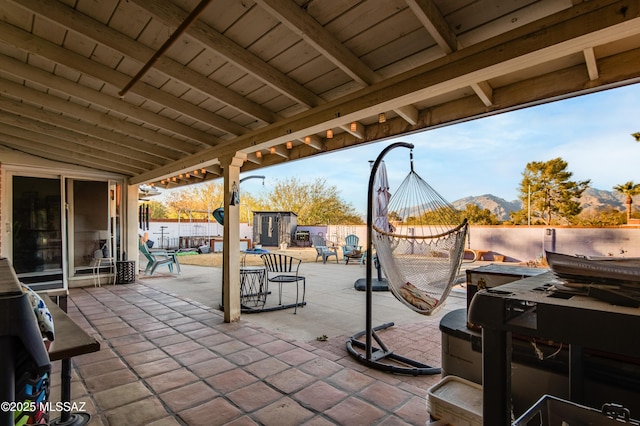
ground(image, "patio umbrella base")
xmin=354 ymin=277 xmax=388 ymax=291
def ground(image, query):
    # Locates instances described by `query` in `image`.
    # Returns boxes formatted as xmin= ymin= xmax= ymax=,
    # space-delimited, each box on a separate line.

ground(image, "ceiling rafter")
xmin=471 ymin=81 xmax=494 ymax=107
xmin=254 ymin=0 xmax=380 ymax=86
xmin=0 ymin=116 xmax=161 ymax=170
xmin=340 ymin=121 xmax=364 ymax=139
xmin=0 ymin=78 xmax=199 ymax=154
xmin=0 ymin=54 xmax=220 ymax=147
xmin=269 ymin=145 xmax=289 ymax=158
xmin=0 ymin=22 xmax=236 ymax=141
xmin=405 ymin=0 xmax=458 ymax=54
xmin=583 ymin=47 xmax=599 ymax=80
xmin=0 ymin=125 xmax=149 ymax=174
xmin=255 ymin=0 xmax=424 ymax=129
xmin=0 ymin=97 xmax=181 ymax=162
xmin=8 ymin=0 xmax=266 ymax=133
xmin=0 ymin=0 xmax=639 ymax=190
xmin=130 ymin=0 xmax=640 ymax=184
xmin=130 ymin=0 xmax=324 ymax=109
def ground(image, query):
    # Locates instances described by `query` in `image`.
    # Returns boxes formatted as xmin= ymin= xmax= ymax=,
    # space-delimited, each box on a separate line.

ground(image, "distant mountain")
xmin=578 ymin=187 xmax=627 ymax=212
xmin=452 ymin=194 xmax=522 ymax=221
xmin=451 ymin=188 xmax=629 ymax=221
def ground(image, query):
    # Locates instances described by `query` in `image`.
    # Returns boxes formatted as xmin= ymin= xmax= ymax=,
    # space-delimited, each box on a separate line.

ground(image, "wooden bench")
xmin=464 ymin=249 xmax=491 ymax=262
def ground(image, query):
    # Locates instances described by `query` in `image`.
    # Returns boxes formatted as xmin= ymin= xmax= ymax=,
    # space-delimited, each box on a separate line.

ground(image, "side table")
xmin=240 ymin=266 xmax=268 ymax=310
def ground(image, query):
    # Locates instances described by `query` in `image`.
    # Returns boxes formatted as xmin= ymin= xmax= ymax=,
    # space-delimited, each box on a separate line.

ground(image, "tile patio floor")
xmin=48 ymin=260 xmax=479 ymax=425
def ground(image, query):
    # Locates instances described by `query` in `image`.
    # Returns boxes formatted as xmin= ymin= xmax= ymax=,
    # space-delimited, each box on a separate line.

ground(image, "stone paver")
xmin=60 ymin=268 xmax=468 ymax=425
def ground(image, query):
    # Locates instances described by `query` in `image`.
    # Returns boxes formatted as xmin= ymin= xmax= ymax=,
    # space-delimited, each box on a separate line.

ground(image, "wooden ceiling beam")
xmin=395 ymin=105 xmax=420 ymax=126
xmin=0 ymin=20 xmax=236 ymax=139
xmin=0 ymin=97 xmax=179 ymax=162
xmin=269 ymin=145 xmax=289 ymax=158
xmin=126 ymin=0 xmax=640 ymax=184
xmin=254 ymin=0 xmax=379 ymax=86
xmin=0 ymin=121 xmax=155 ymax=171
xmin=131 ymin=0 xmax=323 ymax=109
xmin=0 ymin=133 xmax=145 ymax=175
xmin=299 ymin=135 xmax=323 ymax=150
xmin=583 ymin=47 xmax=599 ymax=80
xmin=470 ymin=81 xmax=494 ymax=107
xmin=405 ymin=0 xmax=458 ymax=54
xmin=0 ymin=54 xmax=218 ymax=148
xmin=0 ymin=78 xmax=199 ymax=155
xmin=9 ymin=0 xmax=273 ymax=130
xmin=246 ymin=153 xmax=263 ymax=165
xmin=340 ymin=121 xmax=364 ymax=139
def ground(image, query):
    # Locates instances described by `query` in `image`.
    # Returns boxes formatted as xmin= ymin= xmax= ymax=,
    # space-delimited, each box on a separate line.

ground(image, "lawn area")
xmin=176 ymin=247 xmax=325 ymax=267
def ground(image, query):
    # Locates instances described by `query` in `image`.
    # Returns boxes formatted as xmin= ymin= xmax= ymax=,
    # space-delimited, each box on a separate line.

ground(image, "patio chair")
xmin=311 ymin=235 xmax=338 ymax=264
xmin=260 ymin=253 xmax=306 ymax=314
xmin=342 ymin=234 xmax=363 ymax=264
xmin=139 ymin=236 xmax=180 ymax=275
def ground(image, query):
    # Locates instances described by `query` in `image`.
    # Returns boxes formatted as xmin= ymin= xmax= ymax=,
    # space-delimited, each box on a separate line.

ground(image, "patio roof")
xmin=1 ymin=0 xmax=639 ymax=188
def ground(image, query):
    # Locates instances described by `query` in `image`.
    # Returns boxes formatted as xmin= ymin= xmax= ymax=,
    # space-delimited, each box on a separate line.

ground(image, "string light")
xmin=304 ymin=136 xmax=311 ymax=144
xmin=350 ymin=122 xmax=357 ymax=132
xmin=269 ymin=146 xmax=276 ymax=154
xmin=286 ymin=141 xmax=293 ymax=149
xmin=378 ymin=112 xmax=386 ymax=123
xmin=256 ymin=151 xmax=262 ymax=158
xmin=326 ymin=129 xmax=333 ymax=138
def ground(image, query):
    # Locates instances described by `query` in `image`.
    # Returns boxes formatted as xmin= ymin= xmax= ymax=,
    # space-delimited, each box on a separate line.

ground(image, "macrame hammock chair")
xmin=347 ymin=142 xmax=469 ymax=375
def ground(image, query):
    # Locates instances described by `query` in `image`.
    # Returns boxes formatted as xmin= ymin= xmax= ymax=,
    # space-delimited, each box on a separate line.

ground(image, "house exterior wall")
xmin=0 ymin=148 xmax=132 ymax=289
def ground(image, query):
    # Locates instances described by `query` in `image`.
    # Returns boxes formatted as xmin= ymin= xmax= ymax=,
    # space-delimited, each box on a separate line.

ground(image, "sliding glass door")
xmin=11 ymin=176 xmax=63 ymax=290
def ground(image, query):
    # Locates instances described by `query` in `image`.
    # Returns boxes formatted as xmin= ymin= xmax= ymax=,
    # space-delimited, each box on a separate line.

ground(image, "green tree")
xmin=460 ymin=203 xmax=501 ymax=225
xmin=613 ymin=181 xmax=640 ymax=224
xmin=261 ymin=177 xmax=363 ymax=225
xmin=576 ymin=207 xmax=626 ymax=226
xmin=146 ymin=200 xmax=168 ymax=219
xmin=163 ymin=182 xmax=266 ymax=223
xmin=513 ymin=158 xmax=590 ymax=225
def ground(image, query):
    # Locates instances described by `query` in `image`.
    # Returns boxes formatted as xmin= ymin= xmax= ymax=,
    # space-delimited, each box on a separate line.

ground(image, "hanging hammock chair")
xmin=346 ymin=142 xmax=468 ymax=376
xmin=373 ymin=159 xmax=468 ymax=315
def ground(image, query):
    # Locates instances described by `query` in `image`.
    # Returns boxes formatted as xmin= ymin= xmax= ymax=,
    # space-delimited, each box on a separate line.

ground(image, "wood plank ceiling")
xmin=1 ymin=0 xmax=639 ymax=189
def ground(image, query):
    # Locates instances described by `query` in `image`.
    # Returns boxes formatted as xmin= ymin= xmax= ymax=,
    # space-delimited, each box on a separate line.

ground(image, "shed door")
xmin=260 ymin=215 xmax=279 ymax=246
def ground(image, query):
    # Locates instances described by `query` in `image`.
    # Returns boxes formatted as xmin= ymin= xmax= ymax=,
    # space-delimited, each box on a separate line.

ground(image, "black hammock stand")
xmin=346 ymin=142 xmax=469 ymax=375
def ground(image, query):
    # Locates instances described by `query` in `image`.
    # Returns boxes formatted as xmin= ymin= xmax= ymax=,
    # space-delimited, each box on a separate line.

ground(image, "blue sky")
xmin=167 ymin=83 xmax=640 ymax=215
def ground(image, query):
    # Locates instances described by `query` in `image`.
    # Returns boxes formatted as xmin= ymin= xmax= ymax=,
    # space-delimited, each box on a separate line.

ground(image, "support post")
xmin=220 ymin=153 xmax=246 ymax=322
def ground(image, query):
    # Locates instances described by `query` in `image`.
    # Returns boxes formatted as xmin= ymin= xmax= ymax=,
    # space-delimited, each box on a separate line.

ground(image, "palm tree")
xmin=613 ymin=181 xmax=640 ymax=223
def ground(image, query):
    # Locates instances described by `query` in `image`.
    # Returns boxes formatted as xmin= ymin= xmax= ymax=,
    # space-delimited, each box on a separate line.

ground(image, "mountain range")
xmin=451 ymin=188 xmax=631 ymax=221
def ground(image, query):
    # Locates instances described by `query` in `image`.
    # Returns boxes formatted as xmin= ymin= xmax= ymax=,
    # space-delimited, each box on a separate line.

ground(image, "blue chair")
xmin=311 ymin=235 xmax=338 ymax=264
xmin=342 ymin=234 xmax=362 ymax=264
xmin=139 ymin=236 xmax=180 ymax=275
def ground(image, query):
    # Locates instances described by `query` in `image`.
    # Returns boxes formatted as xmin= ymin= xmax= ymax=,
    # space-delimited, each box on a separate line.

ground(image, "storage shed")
xmin=252 ymin=211 xmax=297 ymax=248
